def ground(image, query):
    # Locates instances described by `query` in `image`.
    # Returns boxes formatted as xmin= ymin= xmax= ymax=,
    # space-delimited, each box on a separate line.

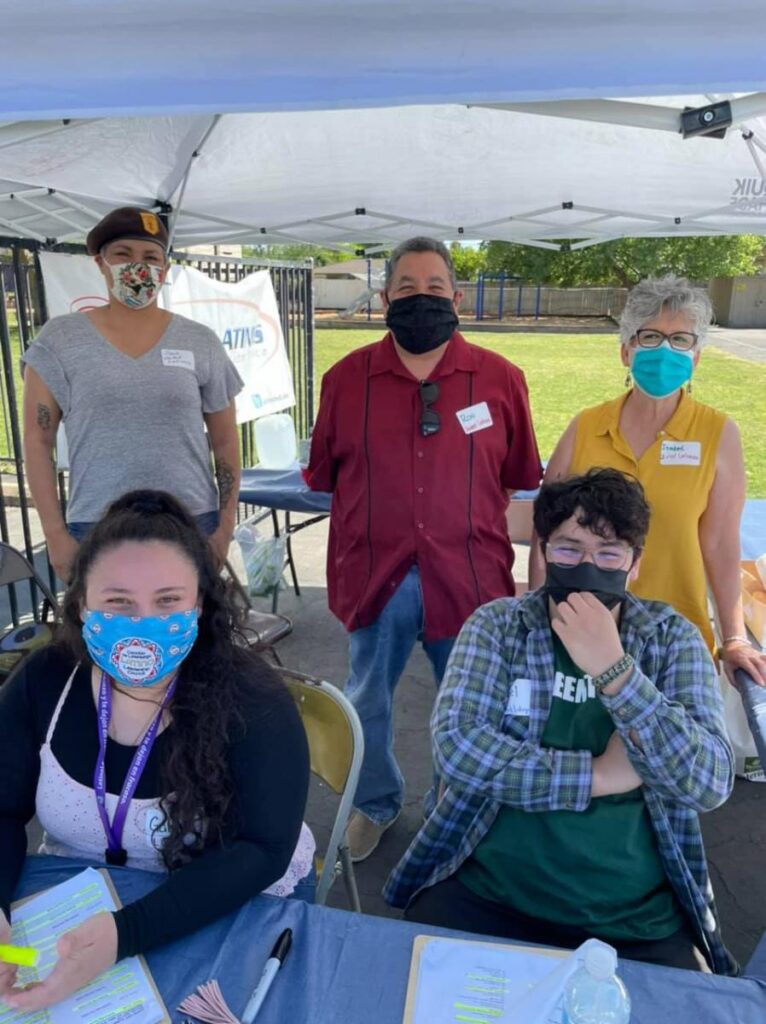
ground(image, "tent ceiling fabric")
xmin=3 ymin=1 xmax=766 ymax=118
xmin=2 ymin=103 xmax=766 ymax=248
xmin=3 ymin=1 xmax=766 ymax=249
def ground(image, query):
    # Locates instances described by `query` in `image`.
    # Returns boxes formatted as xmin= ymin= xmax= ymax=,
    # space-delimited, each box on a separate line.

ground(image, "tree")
xmin=243 ymin=243 xmax=364 ymax=266
xmin=482 ymin=235 xmax=766 ymax=286
xmin=448 ymin=243 xmax=487 ymax=281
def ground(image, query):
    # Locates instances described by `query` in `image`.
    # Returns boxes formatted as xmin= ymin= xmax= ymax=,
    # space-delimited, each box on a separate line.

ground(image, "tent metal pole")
xmin=473 ymin=93 xmax=766 ymax=134
xmin=165 ymin=114 xmax=222 ymax=248
xmin=10 ymin=194 xmax=86 ymax=235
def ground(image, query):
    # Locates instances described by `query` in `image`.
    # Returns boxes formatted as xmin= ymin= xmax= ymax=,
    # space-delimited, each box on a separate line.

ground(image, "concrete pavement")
xmin=706 ymin=326 xmax=766 ymax=364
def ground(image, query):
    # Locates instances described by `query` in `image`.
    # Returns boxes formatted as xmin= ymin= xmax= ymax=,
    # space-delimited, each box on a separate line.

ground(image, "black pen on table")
xmin=241 ymin=928 xmax=293 ymax=1024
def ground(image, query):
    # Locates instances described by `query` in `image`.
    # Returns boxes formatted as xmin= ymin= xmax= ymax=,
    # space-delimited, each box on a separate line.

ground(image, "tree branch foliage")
xmin=481 ymin=236 xmax=766 ymax=286
xmin=245 ymin=237 xmax=766 ymax=286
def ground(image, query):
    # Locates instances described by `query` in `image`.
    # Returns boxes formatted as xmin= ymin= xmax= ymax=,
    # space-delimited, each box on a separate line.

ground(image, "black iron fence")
xmin=0 ymin=239 xmax=314 ymax=625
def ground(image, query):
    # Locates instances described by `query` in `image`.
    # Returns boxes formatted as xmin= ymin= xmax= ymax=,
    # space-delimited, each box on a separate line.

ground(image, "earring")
xmin=624 ymin=370 xmax=632 ymax=388
xmin=686 ymin=379 xmax=693 ymax=395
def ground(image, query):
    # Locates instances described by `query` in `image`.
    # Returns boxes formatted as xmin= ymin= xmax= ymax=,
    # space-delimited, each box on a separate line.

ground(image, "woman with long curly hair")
xmin=0 ymin=490 xmax=312 ymax=1012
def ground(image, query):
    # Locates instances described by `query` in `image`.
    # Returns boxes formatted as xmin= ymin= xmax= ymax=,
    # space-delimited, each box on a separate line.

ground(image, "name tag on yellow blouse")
xmin=660 ymin=440 xmax=701 ymax=466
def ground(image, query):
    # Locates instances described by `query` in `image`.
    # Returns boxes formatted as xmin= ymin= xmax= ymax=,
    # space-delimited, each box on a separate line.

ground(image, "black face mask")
xmin=385 ymin=294 xmax=458 ymax=355
xmin=544 ymin=561 xmax=629 ymax=610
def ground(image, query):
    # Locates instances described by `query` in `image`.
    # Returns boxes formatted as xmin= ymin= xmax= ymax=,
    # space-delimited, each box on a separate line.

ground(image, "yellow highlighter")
xmin=0 ymin=944 xmax=39 ymax=967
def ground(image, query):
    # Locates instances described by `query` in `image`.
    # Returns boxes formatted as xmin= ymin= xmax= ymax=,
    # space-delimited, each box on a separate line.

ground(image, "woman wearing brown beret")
xmin=21 ymin=206 xmax=243 ymax=581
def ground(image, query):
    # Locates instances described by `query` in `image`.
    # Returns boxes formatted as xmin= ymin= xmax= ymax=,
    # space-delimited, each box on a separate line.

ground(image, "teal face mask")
xmin=630 ymin=345 xmax=694 ymax=399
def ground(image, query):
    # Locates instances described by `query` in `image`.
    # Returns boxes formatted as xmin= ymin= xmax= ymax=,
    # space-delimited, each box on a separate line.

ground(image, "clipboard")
xmin=402 ymin=933 xmax=567 ymax=1024
xmin=9 ymin=867 xmax=170 ymax=1024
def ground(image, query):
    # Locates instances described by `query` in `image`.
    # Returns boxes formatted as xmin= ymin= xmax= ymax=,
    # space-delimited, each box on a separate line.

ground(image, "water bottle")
xmin=563 ymin=943 xmax=631 ymax=1024
xmin=255 ymin=413 xmax=298 ymax=469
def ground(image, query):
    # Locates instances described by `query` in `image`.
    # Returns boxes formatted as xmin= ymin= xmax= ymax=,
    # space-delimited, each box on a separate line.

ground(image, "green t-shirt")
xmin=459 ymin=632 xmax=684 ymax=941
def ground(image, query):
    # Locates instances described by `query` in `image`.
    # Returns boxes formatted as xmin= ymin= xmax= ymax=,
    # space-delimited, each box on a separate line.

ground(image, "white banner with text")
xmin=38 ymin=253 xmax=295 ymax=424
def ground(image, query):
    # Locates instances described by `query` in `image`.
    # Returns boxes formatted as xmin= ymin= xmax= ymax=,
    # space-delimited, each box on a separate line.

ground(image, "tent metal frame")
xmin=2 ymin=91 xmax=766 ymax=253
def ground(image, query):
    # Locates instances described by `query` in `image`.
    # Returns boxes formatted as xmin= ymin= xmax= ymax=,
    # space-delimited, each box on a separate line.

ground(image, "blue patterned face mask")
xmin=630 ymin=345 xmax=694 ymax=399
xmin=82 ymin=609 xmax=198 ymax=686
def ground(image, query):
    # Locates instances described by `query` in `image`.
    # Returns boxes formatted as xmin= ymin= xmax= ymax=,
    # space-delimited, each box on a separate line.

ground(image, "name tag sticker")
xmin=660 ymin=440 xmax=701 ymax=467
xmin=456 ymin=401 xmax=493 ymax=435
xmin=506 ymin=678 xmax=533 ymax=717
xmin=161 ymin=349 xmax=196 ymax=371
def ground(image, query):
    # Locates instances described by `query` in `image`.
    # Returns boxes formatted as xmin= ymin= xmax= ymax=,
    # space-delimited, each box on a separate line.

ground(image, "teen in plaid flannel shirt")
xmin=385 ymin=469 xmax=736 ymax=974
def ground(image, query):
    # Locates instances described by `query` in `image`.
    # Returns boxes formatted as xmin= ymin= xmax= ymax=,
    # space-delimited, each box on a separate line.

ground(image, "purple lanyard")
xmin=93 ymin=670 xmax=177 ymax=866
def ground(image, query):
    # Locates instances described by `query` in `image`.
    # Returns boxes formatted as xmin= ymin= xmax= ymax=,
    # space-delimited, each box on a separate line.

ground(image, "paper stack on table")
xmin=1 ymin=868 xmax=168 ymax=1024
xmin=404 ymin=934 xmax=615 ymax=1024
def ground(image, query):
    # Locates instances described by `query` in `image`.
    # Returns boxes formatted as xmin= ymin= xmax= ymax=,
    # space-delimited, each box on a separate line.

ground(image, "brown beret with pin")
xmin=86 ymin=207 xmax=169 ymax=255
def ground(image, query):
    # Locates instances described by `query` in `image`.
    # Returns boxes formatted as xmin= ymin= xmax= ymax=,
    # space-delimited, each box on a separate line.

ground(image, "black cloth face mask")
xmin=385 ymin=294 xmax=458 ymax=355
xmin=544 ymin=560 xmax=629 ymax=610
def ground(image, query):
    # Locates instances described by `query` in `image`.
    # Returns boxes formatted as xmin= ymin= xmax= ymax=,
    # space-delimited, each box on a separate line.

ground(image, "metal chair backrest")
xmin=0 ymin=543 xmax=60 ymax=618
xmin=280 ymin=668 xmax=361 ymax=793
xmin=278 ymin=668 xmax=364 ymax=906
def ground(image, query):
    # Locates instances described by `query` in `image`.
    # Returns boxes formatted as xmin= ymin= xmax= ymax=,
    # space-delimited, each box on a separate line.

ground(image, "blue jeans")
xmin=68 ymin=510 xmax=220 ymax=541
xmin=345 ymin=566 xmax=455 ymax=825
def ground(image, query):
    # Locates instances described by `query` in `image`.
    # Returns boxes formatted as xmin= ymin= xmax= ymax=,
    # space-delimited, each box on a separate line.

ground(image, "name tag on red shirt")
xmin=456 ymin=401 xmax=493 ymax=434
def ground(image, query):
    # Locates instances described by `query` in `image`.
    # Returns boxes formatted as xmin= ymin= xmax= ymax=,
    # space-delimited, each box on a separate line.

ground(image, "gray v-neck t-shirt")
xmin=23 ymin=313 xmax=244 ymax=522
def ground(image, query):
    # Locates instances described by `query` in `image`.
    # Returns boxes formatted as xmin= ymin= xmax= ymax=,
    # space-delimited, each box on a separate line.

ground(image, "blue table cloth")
xmin=741 ymin=499 xmax=766 ymax=560
xmin=12 ymin=856 xmax=766 ymax=1024
xmin=239 ymin=468 xmax=331 ymax=515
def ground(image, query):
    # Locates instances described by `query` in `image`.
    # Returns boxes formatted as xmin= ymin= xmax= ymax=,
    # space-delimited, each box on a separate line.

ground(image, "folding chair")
xmin=506 ymin=498 xmax=534 ymax=596
xmin=224 ymin=561 xmax=292 ymax=666
xmin=0 ymin=543 xmax=60 ymax=679
xmin=277 ymin=667 xmax=364 ymax=911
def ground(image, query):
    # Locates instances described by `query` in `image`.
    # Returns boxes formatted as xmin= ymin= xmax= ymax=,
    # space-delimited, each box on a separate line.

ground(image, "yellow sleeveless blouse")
xmin=571 ymin=391 xmax=726 ymax=651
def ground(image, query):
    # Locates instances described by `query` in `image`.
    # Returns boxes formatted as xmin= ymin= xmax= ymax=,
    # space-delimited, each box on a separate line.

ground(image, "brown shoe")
xmin=346 ymin=810 xmax=400 ymax=863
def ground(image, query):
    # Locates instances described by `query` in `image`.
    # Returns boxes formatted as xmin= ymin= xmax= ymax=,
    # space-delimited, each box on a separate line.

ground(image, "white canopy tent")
xmin=3 ymin=1 xmax=766 ymax=249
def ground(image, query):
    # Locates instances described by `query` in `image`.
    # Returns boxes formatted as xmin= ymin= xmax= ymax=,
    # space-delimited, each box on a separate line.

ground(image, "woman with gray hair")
xmin=530 ymin=274 xmax=766 ymax=686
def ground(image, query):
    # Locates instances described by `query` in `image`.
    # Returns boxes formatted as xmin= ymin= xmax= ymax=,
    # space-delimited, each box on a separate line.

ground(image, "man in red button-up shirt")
xmin=306 ymin=238 xmax=542 ymax=861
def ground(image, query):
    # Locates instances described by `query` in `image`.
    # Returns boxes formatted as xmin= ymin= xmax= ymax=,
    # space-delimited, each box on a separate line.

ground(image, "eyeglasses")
xmin=546 ymin=542 xmax=635 ymax=570
xmin=418 ymin=380 xmax=440 ymax=437
xmin=634 ymin=329 xmax=698 ymax=352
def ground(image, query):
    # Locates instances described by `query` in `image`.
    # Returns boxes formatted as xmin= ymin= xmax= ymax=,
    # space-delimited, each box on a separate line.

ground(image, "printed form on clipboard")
xmin=1 ymin=868 xmax=169 ymax=1024
xmin=403 ymin=934 xmax=605 ymax=1024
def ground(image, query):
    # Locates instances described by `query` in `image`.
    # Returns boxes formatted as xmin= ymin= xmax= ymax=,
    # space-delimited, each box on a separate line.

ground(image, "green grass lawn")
xmin=314 ymin=329 xmax=766 ymax=497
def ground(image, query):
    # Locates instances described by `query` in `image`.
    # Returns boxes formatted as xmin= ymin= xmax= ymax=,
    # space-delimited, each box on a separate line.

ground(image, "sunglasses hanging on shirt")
xmin=418 ymin=380 xmax=440 ymax=437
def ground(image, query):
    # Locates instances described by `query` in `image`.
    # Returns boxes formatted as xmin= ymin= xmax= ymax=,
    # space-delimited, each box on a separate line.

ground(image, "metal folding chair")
xmin=278 ymin=667 xmax=364 ymax=911
xmin=0 ymin=543 xmax=60 ymax=679
xmin=0 ymin=542 xmax=59 ymax=618
xmin=224 ymin=561 xmax=292 ymax=666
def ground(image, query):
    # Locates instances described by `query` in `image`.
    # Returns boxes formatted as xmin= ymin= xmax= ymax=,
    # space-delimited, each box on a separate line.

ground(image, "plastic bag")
xmin=234 ymin=522 xmax=286 ymax=597
xmin=720 ymin=671 xmax=765 ymax=782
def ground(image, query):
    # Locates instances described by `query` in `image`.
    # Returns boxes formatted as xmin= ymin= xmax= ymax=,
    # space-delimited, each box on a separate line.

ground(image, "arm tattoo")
xmin=36 ymin=403 xmax=52 ymax=432
xmin=214 ymin=457 xmax=235 ymax=510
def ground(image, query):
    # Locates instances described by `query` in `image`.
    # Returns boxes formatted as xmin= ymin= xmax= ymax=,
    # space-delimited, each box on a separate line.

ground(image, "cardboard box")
xmin=741 ymin=560 xmax=766 ymax=648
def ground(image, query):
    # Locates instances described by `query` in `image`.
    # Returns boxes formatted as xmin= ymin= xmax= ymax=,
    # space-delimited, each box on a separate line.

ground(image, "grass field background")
xmin=4 ymin=314 xmax=764 ymax=495
xmin=314 ymin=329 xmax=766 ymax=496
